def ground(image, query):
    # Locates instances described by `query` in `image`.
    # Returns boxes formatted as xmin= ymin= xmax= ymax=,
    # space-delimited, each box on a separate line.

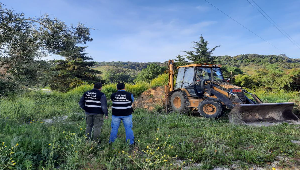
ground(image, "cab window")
xmin=182 ymin=67 xmax=194 ymax=88
xmin=212 ymin=68 xmax=224 ymax=81
xmin=175 ymin=67 xmax=185 ymax=89
xmin=196 ymin=67 xmax=211 ymax=81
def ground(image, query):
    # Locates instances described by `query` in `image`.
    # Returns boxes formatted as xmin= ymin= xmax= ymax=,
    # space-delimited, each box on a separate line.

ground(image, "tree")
xmin=0 ymin=3 xmax=44 ymax=88
xmin=221 ymin=65 xmax=243 ymax=80
xmin=184 ymin=35 xmax=220 ymax=64
xmin=0 ymin=3 xmax=99 ymax=93
xmin=135 ymin=63 xmax=167 ymax=82
xmin=102 ymin=66 xmax=136 ymax=83
xmin=173 ymin=55 xmax=189 ymax=67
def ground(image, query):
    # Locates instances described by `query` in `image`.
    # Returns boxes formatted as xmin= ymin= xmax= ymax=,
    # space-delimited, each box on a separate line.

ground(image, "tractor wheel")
xmin=198 ymin=100 xmax=222 ymax=118
xmin=170 ymin=91 xmax=189 ymax=113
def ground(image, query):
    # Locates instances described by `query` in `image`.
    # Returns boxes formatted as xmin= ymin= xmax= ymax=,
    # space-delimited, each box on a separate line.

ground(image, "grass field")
xmin=0 ymin=86 xmax=299 ymax=170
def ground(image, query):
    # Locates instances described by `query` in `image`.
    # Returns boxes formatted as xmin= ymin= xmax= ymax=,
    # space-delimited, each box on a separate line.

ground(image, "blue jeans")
xmin=109 ymin=115 xmax=134 ymax=145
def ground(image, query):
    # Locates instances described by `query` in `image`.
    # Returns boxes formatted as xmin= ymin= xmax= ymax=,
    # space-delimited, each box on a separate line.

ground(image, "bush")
xmin=234 ymin=74 xmax=258 ymax=89
xmin=0 ymin=78 xmax=21 ymax=97
xmin=135 ymin=64 xmax=167 ymax=83
xmin=126 ymin=82 xmax=150 ymax=97
xmin=150 ymin=73 xmax=169 ymax=88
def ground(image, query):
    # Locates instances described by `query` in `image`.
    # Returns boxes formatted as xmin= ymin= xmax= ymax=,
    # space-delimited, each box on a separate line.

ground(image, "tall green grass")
xmin=0 ymin=74 xmax=299 ymax=170
xmin=0 ymin=92 xmax=77 ymax=122
xmin=0 ymin=111 xmax=299 ymax=170
xmin=254 ymin=89 xmax=299 ymax=103
xmin=253 ymin=89 xmax=300 ymax=115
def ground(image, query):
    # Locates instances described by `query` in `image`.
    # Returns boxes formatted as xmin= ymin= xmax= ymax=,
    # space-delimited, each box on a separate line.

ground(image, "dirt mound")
xmin=133 ymin=86 xmax=166 ymax=111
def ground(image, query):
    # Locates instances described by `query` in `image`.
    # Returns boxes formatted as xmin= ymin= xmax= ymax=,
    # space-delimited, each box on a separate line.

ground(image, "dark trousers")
xmin=85 ymin=113 xmax=104 ymax=141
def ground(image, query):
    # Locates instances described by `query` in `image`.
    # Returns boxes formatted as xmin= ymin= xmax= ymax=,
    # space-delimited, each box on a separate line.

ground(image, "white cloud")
xmin=195 ymin=5 xmax=209 ymax=12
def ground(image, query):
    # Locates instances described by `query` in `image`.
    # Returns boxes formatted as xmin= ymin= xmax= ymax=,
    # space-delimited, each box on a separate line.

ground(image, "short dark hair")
xmin=117 ymin=82 xmax=125 ymax=90
xmin=94 ymin=82 xmax=102 ymax=89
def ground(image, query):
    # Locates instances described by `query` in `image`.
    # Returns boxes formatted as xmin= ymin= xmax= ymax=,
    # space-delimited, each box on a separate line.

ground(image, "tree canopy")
xmin=135 ymin=63 xmax=167 ymax=82
xmin=184 ymin=35 xmax=220 ymax=64
xmin=0 ymin=3 xmax=100 ymax=94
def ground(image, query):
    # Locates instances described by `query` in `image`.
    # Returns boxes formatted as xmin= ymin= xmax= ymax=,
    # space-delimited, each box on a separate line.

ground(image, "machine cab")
xmin=175 ymin=64 xmax=224 ymax=97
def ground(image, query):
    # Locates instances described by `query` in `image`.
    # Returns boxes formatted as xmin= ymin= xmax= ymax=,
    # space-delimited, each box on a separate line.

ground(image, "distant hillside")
xmin=94 ymin=54 xmax=299 ymax=72
xmin=94 ymin=61 xmax=166 ymax=71
xmin=214 ymin=54 xmax=300 ymax=69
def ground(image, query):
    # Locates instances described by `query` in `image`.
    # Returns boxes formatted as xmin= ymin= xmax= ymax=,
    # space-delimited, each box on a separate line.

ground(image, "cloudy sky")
xmin=1 ymin=0 xmax=300 ymax=62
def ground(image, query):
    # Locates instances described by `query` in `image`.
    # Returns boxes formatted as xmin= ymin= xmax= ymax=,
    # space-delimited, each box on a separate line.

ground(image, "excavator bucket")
xmin=228 ymin=102 xmax=299 ymax=124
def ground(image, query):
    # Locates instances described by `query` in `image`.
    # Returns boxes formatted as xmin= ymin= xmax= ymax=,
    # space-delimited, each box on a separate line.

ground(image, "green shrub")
xmin=150 ymin=73 xmax=168 ymax=88
xmin=135 ymin=63 xmax=167 ymax=83
xmin=126 ymin=82 xmax=149 ymax=97
xmin=101 ymin=83 xmax=118 ymax=98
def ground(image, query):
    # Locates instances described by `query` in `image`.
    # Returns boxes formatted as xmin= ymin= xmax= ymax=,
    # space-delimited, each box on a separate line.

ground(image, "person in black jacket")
xmin=109 ymin=83 xmax=135 ymax=145
xmin=79 ymin=82 xmax=108 ymax=142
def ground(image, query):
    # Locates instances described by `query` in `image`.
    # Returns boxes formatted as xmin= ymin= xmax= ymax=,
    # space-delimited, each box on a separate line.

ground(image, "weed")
xmin=0 ymin=83 xmax=299 ymax=170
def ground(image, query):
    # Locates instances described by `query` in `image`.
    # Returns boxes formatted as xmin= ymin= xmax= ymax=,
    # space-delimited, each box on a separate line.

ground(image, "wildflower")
xmin=122 ymin=151 xmax=125 ymax=153
xmin=272 ymin=168 xmax=276 ymax=170
xmin=2 ymin=142 xmax=4 ymax=145
xmin=12 ymin=162 xmax=16 ymax=166
xmin=10 ymin=151 xmax=14 ymax=155
xmin=156 ymin=138 xmax=159 ymax=140
xmin=49 ymin=143 xmax=51 ymax=146
xmin=80 ymin=128 xmax=83 ymax=130
xmin=147 ymin=146 xmax=149 ymax=149
xmin=164 ymin=160 xmax=167 ymax=162
xmin=15 ymin=143 xmax=19 ymax=147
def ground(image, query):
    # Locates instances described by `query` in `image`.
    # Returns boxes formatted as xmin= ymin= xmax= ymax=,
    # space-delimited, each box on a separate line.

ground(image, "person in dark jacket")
xmin=109 ymin=83 xmax=135 ymax=145
xmin=79 ymin=82 xmax=108 ymax=142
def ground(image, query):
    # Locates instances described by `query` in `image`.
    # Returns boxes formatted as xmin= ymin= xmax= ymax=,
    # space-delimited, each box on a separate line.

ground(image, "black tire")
xmin=170 ymin=91 xmax=188 ymax=113
xmin=198 ymin=100 xmax=222 ymax=118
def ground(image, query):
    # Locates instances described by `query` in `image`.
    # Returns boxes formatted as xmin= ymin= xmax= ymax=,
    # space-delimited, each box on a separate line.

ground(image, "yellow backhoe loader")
xmin=164 ymin=60 xmax=299 ymax=123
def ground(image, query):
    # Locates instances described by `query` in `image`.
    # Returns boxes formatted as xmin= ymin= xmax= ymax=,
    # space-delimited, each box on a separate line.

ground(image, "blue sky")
xmin=1 ymin=0 xmax=300 ymax=62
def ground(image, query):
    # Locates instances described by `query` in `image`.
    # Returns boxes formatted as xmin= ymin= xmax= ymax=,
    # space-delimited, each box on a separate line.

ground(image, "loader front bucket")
xmin=228 ymin=102 xmax=299 ymax=124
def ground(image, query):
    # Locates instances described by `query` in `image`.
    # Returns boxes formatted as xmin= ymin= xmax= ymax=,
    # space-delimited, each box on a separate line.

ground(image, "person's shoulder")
xmin=83 ymin=90 xmax=91 ymax=94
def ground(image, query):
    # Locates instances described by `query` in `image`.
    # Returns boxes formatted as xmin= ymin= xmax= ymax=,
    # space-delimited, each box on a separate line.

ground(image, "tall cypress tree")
xmin=184 ymin=35 xmax=220 ymax=64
